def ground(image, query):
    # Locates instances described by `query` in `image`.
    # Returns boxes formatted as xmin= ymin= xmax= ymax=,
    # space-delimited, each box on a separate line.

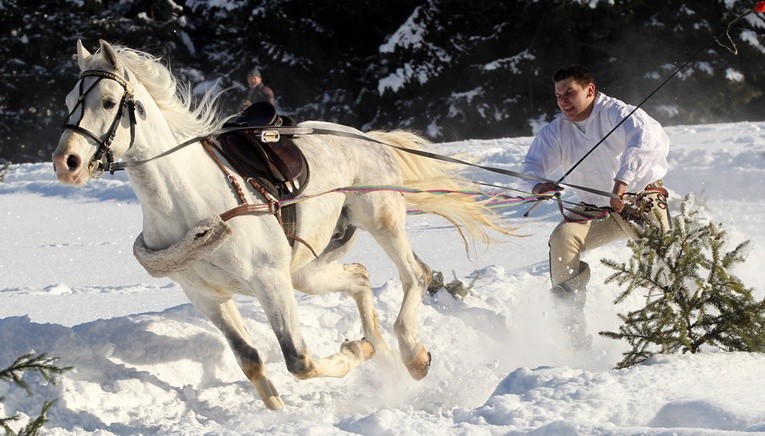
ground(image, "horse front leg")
xmin=182 ymin=286 xmax=284 ymax=410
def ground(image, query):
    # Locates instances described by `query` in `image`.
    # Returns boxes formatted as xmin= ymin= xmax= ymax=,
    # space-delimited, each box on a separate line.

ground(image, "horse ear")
xmin=98 ymin=39 xmax=120 ymax=71
xmin=76 ymin=40 xmax=92 ymax=71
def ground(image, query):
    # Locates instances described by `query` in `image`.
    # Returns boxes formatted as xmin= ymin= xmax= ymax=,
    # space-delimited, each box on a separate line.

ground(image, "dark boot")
xmin=551 ymin=262 xmax=592 ymax=350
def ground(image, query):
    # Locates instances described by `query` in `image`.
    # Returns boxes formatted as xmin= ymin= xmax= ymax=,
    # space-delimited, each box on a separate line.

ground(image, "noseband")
xmin=62 ymin=70 xmax=137 ymax=175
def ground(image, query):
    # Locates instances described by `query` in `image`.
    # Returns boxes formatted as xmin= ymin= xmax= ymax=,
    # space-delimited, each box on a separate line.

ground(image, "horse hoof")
xmin=341 ymin=338 xmax=376 ymax=360
xmin=405 ymin=347 xmax=432 ymax=380
xmin=263 ymin=395 xmax=285 ymax=410
xmin=253 ymin=375 xmax=284 ymax=410
xmin=360 ymin=338 xmax=376 ymax=360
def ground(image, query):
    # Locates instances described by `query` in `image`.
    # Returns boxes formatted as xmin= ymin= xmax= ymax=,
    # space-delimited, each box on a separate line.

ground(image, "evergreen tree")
xmin=0 ymin=353 xmax=72 ymax=436
xmin=1 ymin=0 xmax=764 ymax=162
xmin=601 ymin=195 xmax=765 ymax=369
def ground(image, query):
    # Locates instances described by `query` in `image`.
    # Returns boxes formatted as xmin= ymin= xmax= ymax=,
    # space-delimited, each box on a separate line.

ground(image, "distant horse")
xmin=53 ymin=40 xmax=511 ymax=410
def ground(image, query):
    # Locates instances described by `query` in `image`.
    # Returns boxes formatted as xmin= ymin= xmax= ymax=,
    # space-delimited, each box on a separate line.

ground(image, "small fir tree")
xmin=600 ymin=195 xmax=765 ymax=369
xmin=1 ymin=353 xmax=72 ymax=436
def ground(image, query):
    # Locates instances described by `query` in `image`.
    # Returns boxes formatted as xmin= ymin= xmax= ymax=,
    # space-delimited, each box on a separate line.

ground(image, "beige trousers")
xmin=549 ymin=189 xmax=670 ymax=292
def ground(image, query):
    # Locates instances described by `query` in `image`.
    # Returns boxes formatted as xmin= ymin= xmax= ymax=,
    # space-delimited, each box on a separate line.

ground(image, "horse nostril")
xmin=66 ymin=154 xmax=81 ymax=171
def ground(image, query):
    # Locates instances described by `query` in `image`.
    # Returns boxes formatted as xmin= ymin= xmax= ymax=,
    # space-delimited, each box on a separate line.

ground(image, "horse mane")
xmin=95 ymin=44 xmax=228 ymax=140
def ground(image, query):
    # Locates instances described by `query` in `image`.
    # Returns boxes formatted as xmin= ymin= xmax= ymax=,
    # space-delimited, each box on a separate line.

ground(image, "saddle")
xmin=217 ymin=102 xmax=309 ymax=197
xmin=212 ymin=102 xmax=310 ymax=244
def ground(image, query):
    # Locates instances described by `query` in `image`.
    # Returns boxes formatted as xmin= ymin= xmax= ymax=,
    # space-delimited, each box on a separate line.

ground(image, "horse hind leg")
xmin=183 ymin=288 xmax=285 ymax=410
xmin=396 ymin=252 xmax=433 ymax=380
xmin=293 ymin=209 xmax=393 ymax=357
xmin=256 ymin=271 xmax=375 ymax=381
xmin=367 ymin=206 xmax=433 ymax=380
xmin=294 ymin=260 xmax=391 ymax=357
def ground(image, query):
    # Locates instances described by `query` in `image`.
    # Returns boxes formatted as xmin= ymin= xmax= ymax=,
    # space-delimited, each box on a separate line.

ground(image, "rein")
xmin=214 ymin=183 xmax=611 ymax=224
xmin=61 ymin=70 xmax=619 ymax=225
xmin=81 ymin=117 xmax=621 ymax=219
xmin=308 ymin=127 xmax=620 ymax=201
xmin=105 ymin=125 xmax=314 ymax=174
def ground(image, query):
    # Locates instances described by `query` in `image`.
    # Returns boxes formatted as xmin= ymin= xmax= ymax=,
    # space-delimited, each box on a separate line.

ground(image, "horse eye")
xmin=103 ymin=99 xmax=117 ymax=110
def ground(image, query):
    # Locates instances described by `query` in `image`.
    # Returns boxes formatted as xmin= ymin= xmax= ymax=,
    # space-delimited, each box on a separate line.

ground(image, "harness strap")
xmin=202 ymin=139 xmax=248 ymax=205
xmin=107 ymin=126 xmax=313 ymax=173
xmin=219 ymin=204 xmax=271 ymax=220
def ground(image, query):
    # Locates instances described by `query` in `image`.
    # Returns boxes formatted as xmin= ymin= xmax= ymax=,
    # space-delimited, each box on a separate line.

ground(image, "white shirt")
xmin=520 ymin=92 xmax=669 ymax=206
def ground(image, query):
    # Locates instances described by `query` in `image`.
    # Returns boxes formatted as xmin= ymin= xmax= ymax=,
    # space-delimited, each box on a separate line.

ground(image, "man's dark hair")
xmin=553 ymin=65 xmax=595 ymax=88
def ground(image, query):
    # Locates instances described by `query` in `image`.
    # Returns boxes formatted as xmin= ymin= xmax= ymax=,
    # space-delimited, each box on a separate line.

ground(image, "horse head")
xmin=53 ymin=40 xmax=142 ymax=185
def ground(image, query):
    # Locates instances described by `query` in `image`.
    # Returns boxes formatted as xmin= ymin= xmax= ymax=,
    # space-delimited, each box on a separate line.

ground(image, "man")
xmin=242 ymin=67 xmax=275 ymax=109
xmin=520 ymin=65 xmax=670 ymax=350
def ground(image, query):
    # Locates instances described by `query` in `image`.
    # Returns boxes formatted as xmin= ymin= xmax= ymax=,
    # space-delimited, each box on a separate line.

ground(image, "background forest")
xmin=1 ymin=0 xmax=764 ymax=163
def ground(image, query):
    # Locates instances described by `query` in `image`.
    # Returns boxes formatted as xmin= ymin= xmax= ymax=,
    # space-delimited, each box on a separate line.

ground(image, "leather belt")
xmin=645 ymin=179 xmax=664 ymax=190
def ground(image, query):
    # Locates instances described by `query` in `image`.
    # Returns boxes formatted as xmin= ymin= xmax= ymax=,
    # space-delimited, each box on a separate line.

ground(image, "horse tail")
xmin=366 ymin=130 xmax=516 ymax=253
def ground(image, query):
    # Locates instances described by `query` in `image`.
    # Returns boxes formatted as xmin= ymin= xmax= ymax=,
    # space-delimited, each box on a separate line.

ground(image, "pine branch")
xmin=1 ymin=415 xmax=20 ymax=436
xmin=0 ymin=353 xmax=72 ymax=395
xmin=1 ymin=353 xmax=72 ymax=436
xmin=16 ymin=401 xmax=54 ymax=436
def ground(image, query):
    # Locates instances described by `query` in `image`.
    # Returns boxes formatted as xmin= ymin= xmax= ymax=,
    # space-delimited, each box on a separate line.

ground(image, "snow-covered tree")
xmin=1 ymin=0 xmax=763 ymax=162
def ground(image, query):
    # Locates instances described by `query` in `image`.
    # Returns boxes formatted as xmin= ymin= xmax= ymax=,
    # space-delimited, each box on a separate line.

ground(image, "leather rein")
xmin=60 ymin=70 xmax=620 ymax=231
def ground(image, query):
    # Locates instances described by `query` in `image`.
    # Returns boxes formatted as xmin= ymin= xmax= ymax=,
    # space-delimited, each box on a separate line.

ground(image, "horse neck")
xmin=126 ymin=125 xmax=232 ymax=247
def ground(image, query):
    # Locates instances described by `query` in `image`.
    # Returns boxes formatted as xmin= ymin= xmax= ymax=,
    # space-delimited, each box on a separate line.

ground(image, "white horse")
xmin=53 ymin=40 xmax=512 ymax=410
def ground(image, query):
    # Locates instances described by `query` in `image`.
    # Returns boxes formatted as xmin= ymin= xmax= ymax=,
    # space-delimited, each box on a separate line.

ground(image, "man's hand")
xmin=610 ymin=180 xmax=628 ymax=212
xmin=532 ymin=181 xmax=562 ymax=196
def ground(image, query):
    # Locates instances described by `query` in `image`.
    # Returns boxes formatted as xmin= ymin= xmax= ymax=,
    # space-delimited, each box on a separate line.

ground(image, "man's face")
xmin=248 ymin=75 xmax=262 ymax=87
xmin=554 ymin=78 xmax=595 ymax=122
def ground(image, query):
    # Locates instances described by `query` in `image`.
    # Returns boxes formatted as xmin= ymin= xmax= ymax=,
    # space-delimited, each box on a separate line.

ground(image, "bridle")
xmin=62 ymin=69 xmax=137 ymax=176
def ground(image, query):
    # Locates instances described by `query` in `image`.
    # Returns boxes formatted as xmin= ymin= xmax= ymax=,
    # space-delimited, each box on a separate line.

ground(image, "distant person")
xmin=241 ymin=67 xmax=275 ymax=110
xmin=519 ymin=65 xmax=671 ymax=350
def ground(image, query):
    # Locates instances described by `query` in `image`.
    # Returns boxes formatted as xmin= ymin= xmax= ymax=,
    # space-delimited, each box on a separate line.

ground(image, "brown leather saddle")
xmin=216 ymin=102 xmax=309 ymax=198
xmin=213 ymin=102 xmax=310 ymax=244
